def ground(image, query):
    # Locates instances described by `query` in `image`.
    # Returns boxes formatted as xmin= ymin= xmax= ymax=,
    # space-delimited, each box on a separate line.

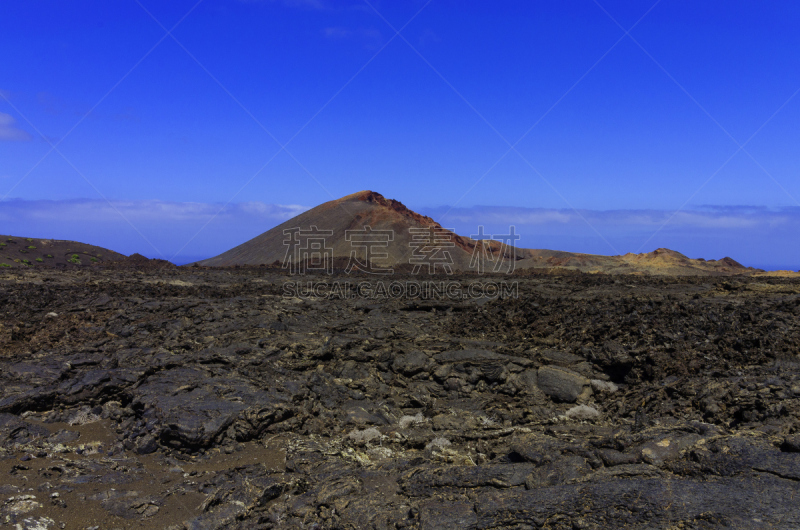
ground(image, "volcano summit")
xmin=196 ymin=191 xmax=755 ymax=276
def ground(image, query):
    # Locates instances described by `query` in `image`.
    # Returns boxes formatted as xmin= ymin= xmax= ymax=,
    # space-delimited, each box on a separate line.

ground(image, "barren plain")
xmin=1 ymin=266 xmax=800 ymax=529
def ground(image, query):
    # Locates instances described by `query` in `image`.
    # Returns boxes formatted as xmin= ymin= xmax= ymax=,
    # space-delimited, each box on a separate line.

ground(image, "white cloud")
xmin=430 ymin=205 xmax=800 ymax=231
xmin=3 ymin=199 xmax=790 ymax=236
xmin=0 ymin=198 xmax=310 ymax=224
xmin=670 ymin=211 xmax=762 ymax=229
xmin=0 ymin=198 xmax=315 ymax=263
xmin=0 ymin=112 xmax=32 ymax=142
xmin=443 ymin=208 xmax=573 ymax=226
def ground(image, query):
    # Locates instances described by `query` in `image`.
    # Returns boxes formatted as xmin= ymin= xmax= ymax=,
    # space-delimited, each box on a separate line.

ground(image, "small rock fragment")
xmin=565 ymin=404 xmax=600 ymax=421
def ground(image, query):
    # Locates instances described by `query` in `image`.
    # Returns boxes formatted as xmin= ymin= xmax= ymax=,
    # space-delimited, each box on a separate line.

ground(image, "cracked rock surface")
xmin=1 ymin=268 xmax=800 ymax=528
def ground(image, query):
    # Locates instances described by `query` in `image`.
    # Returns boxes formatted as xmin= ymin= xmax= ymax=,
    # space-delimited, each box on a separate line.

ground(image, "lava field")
xmin=1 ymin=267 xmax=800 ymax=529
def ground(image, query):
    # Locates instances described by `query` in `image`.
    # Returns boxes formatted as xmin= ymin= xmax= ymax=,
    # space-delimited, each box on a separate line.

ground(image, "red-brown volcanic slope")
xmin=195 ymin=190 xmax=478 ymax=270
xmin=195 ymin=191 xmax=761 ymax=276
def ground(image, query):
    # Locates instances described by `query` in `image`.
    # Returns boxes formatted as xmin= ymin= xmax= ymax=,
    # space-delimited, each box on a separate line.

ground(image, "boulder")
xmin=537 ymin=366 xmax=590 ymax=403
xmin=392 ymin=351 xmax=429 ymax=376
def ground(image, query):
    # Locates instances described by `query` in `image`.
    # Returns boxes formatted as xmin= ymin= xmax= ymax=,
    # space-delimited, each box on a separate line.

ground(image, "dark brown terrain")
xmin=0 ymin=236 xmax=126 ymax=270
xmin=2 ymin=264 xmax=800 ymax=529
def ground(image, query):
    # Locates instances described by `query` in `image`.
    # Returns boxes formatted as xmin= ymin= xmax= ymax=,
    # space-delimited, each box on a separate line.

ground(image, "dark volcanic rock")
xmin=392 ymin=350 xmax=429 ymax=376
xmin=475 ymin=476 xmax=799 ymax=528
xmin=0 ymin=268 xmax=799 ymax=528
xmin=101 ymin=492 xmax=163 ymax=519
xmin=402 ymin=463 xmax=535 ymax=495
xmin=783 ymin=435 xmax=800 ymax=453
xmin=524 ymin=455 xmax=590 ymax=488
xmin=132 ymin=367 xmax=291 ymax=449
xmin=418 ymin=499 xmax=478 ymax=530
xmin=536 ymin=365 xmax=590 ymax=403
xmin=540 ymin=349 xmax=584 ymax=366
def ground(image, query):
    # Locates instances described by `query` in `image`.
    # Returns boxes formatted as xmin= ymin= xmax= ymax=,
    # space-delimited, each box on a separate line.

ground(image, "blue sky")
xmin=1 ymin=1 xmax=799 ymax=269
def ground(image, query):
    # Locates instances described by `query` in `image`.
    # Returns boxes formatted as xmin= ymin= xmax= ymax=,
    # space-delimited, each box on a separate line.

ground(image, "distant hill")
xmin=194 ymin=191 xmax=762 ymax=276
xmin=194 ymin=190 xmax=475 ymax=270
xmin=0 ymin=235 xmax=126 ymax=269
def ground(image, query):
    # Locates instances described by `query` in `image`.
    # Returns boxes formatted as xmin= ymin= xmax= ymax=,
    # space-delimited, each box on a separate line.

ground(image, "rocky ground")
xmin=1 ymin=267 xmax=799 ymax=529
